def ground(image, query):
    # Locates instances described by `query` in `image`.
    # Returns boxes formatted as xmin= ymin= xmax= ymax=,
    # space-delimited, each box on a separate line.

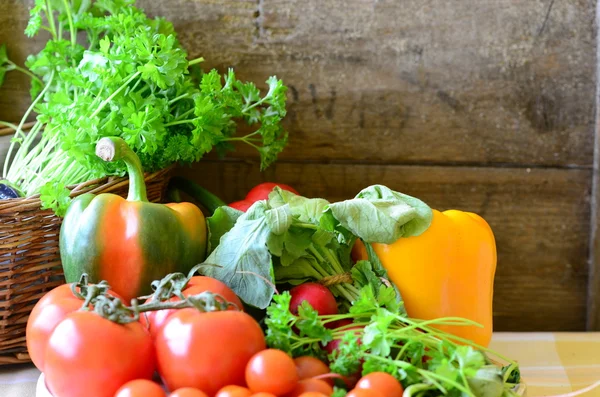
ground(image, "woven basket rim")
xmin=0 ymin=124 xmax=175 ymax=212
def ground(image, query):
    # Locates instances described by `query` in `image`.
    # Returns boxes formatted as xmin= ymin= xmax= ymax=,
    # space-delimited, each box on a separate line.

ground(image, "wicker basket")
xmin=0 ymin=125 xmax=173 ymax=365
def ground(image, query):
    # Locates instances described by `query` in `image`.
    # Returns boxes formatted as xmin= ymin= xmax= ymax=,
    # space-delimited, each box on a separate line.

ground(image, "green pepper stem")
xmin=95 ymin=137 xmax=147 ymax=202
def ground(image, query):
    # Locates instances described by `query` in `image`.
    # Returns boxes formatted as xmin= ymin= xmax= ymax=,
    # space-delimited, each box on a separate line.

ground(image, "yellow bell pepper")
xmin=353 ymin=209 xmax=497 ymax=347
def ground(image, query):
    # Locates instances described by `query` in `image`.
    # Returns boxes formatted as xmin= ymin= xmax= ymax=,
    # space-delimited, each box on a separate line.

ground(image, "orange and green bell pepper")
xmin=59 ymin=137 xmax=207 ymax=302
xmin=353 ymin=209 xmax=497 ymax=347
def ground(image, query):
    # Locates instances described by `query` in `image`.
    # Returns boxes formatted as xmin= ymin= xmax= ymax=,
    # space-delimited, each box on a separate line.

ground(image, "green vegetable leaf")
xmin=206 ymin=206 xmax=243 ymax=254
xmin=265 ymin=204 xmax=292 ymax=235
xmin=331 ymin=387 xmax=348 ymax=397
xmin=201 ymin=201 xmax=275 ymax=309
xmin=296 ymin=301 xmax=333 ymax=342
xmin=264 ymin=292 xmax=296 ymax=354
xmin=273 ymin=256 xmax=322 ymax=285
xmin=327 ymin=185 xmax=433 ymax=244
xmin=39 ymin=182 xmax=71 ymax=217
xmin=329 ymin=331 xmax=363 ymax=376
xmin=25 ymin=0 xmax=45 ymax=37
xmin=362 ymin=308 xmax=397 ymax=356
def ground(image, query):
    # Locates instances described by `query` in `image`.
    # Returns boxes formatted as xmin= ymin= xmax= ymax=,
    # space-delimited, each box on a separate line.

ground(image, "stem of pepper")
xmin=95 ymin=137 xmax=148 ymax=202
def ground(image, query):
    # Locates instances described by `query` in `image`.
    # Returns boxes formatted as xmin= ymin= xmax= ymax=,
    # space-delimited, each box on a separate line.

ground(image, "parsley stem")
xmin=90 ymin=71 xmax=141 ymax=119
xmin=188 ymin=57 xmax=204 ymax=66
xmin=3 ymin=71 xmax=54 ymax=179
xmin=7 ymin=62 xmax=43 ymax=86
xmin=164 ymin=119 xmax=195 ymax=127
xmin=173 ymin=108 xmax=195 ymax=121
xmin=168 ymin=93 xmax=190 ymax=105
xmin=62 ymin=0 xmax=77 ymax=48
xmin=45 ymin=0 xmax=58 ymax=40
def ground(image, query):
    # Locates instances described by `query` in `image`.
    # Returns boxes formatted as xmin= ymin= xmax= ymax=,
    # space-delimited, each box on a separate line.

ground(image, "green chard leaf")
xmin=327 ymin=185 xmax=433 ymax=244
xmin=200 ymin=201 xmax=275 ymax=309
xmin=206 ymin=206 xmax=243 ymax=254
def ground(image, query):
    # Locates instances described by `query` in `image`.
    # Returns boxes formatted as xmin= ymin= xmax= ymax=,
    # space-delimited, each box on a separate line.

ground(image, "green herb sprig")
xmin=0 ymin=0 xmax=288 ymax=215
xmin=265 ymin=289 xmax=522 ymax=397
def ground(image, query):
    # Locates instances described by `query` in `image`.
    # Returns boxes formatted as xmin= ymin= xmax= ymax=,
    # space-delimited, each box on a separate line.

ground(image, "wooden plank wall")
xmin=0 ymin=0 xmax=597 ymax=331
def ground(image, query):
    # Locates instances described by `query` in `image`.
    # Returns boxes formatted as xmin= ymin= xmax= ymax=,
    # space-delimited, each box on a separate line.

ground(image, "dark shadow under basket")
xmin=0 ymin=166 xmax=173 ymax=365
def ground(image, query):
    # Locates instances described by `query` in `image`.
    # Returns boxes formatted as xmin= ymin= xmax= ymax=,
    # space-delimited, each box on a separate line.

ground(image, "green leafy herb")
xmin=264 ymin=287 xmax=521 ymax=397
xmin=39 ymin=182 xmax=71 ymax=217
xmin=0 ymin=0 xmax=288 ymax=216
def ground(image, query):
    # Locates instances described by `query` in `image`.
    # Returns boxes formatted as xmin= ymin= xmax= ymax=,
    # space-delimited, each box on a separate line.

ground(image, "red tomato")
xmin=250 ymin=393 xmax=278 ymax=397
xmin=293 ymin=356 xmax=330 ymax=380
xmin=156 ymin=308 xmax=265 ymax=395
xmin=355 ymin=372 xmax=403 ymax=397
xmin=346 ymin=389 xmax=383 ymax=397
xmin=26 ymin=283 xmax=123 ymax=372
xmin=44 ymin=311 xmax=155 ymax=397
xmin=169 ymin=388 xmax=210 ymax=397
xmin=145 ymin=277 xmax=243 ymax=338
xmin=115 ymin=379 xmax=166 ymax=397
xmin=297 ymin=393 xmax=328 ymax=397
xmin=246 ymin=349 xmax=299 ymax=395
xmin=284 ymin=379 xmax=333 ymax=397
xmin=215 ymin=385 xmax=253 ymax=397
xmin=245 ymin=183 xmax=299 ymax=202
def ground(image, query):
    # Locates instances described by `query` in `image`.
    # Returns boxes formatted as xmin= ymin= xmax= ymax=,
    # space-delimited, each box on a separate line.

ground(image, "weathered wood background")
xmin=0 ymin=0 xmax=597 ymax=331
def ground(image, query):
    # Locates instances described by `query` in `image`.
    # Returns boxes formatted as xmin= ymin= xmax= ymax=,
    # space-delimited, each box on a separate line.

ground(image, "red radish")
xmin=289 ymin=283 xmax=338 ymax=316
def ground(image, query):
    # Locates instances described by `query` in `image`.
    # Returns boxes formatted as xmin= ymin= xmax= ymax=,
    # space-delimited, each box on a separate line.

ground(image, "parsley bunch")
xmin=265 ymin=289 xmax=522 ymax=397
xmin=0 ymin=0 xmax=288 ymax=215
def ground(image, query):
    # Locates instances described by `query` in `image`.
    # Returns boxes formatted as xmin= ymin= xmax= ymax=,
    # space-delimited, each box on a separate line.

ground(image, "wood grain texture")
xmin=178 ymin=161 xmax=591 ymax=331
xmin=1 ymin=0 xmax=596 ymax=167
xmin=173 ymin=0 xmax=596 ymax=167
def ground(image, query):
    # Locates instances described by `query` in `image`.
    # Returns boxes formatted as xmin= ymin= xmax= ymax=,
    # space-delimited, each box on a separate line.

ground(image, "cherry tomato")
xmin=44 ymin=311 xmax=155 ymax=397
xmin=169 ymin=388 xmax=210 ymax=397
xmin=215 ymin=385 xmax=253 ymax=397
xmin=250 ymin=393 xmax=278 ymax=397
xmin=285 ymin=379 xmax=333 ymax=397
xmin=156 ymin=308 xmax=265 ymax=395
xmin=145 ymin=277 xmax=243 ymax=337
xmin=346 ymin=389 xmax=383 ymax=397
xmin=26 ymin=283 xmax=123 ymax=372
xmin=115 ymin=379 xmax=166 ymax=397
xmin=297 ymin=393 xmax=328 ymax=397
xmin=246 ymin=349 xmax=299 ymax=395
xmin=355 ymin=372 xmax=403 ymax=397
xmin=294 ymin=356 xmax=330 ymax=380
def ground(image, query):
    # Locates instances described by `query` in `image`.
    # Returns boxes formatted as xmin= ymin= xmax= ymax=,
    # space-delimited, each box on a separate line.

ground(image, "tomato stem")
xmin=74 ymin=271 xmax=241 ymax=324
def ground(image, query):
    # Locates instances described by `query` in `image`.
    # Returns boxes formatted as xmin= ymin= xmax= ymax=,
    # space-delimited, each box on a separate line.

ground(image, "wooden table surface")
xmin=2 ymin=332 xmax=600 ymax=397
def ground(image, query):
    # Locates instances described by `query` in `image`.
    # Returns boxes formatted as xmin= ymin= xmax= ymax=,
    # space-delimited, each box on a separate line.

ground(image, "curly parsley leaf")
xmin=40 ymin=182 xmax=71 ymax=217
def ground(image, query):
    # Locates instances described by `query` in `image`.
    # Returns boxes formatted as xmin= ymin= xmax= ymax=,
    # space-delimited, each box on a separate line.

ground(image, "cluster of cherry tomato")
xmin=114 ymin=348 xmax=404 ymax=397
